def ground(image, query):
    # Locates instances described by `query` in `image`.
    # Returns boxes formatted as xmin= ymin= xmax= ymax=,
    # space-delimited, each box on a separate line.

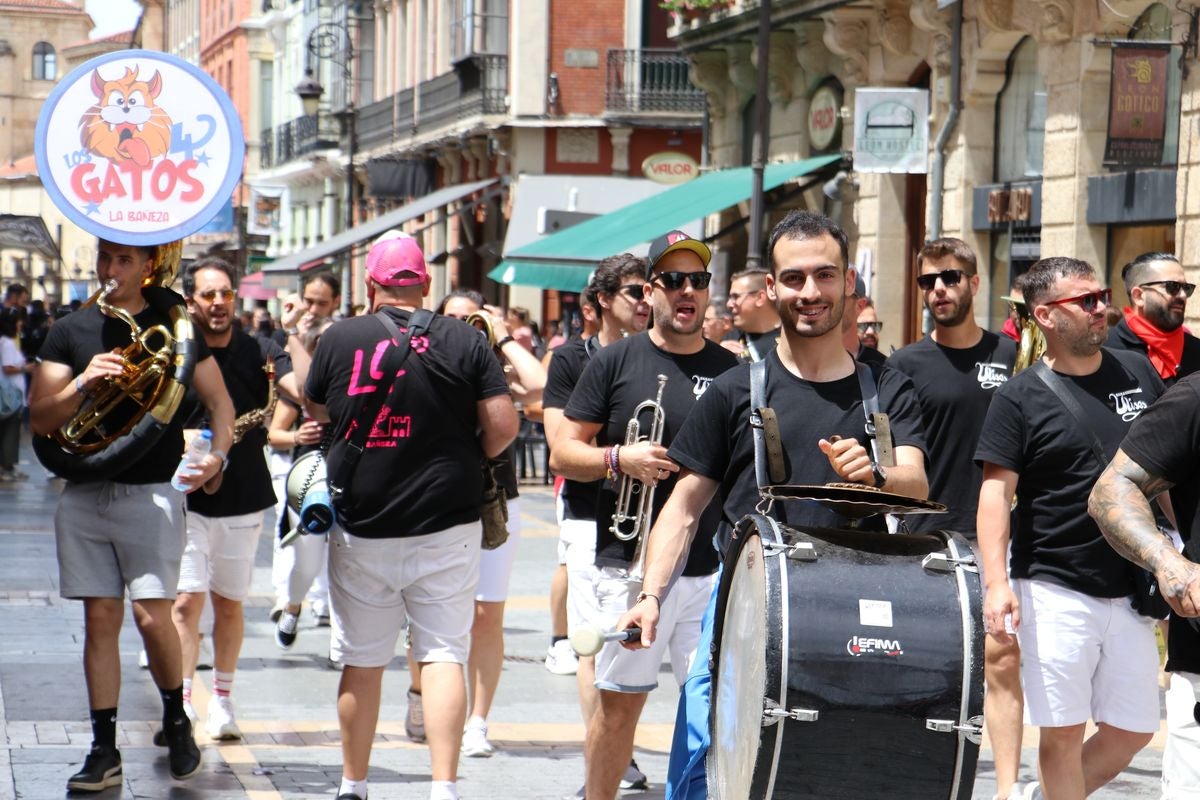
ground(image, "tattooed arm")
xmin=1089 ymin=449 xmax=1200 ymax=617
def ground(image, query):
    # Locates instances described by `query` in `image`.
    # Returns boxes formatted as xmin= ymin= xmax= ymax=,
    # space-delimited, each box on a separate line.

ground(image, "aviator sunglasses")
xmin=196 ymin=288 xmax=236 ymax=303
xmin=1139 ymin=280 xmax=1197 ymax=298
xmin=915 ymin=269 xmax=966 ymax=291
xmin=1044 ymin=288 xmax=1111 ymax=314
xmin=652 ymin=271 xmax=713 ymax=291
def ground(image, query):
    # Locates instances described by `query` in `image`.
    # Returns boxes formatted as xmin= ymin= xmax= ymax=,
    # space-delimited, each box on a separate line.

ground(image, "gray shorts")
xmin=55 ymin=481 xmax=186 ymax=601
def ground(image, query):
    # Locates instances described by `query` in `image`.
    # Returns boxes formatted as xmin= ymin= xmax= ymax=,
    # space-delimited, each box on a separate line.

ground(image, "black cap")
xmin=645 ymin=230 xmax=712 ymax=279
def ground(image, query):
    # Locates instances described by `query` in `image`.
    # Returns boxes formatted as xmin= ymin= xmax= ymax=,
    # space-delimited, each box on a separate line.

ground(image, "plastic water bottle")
xmin=171 ymin=429 xmax=213 ymax=491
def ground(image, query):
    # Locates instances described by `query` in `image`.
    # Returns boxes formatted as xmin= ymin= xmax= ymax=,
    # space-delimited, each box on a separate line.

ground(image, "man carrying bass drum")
xmin=618 ymin=211 xmax=931 ymax=800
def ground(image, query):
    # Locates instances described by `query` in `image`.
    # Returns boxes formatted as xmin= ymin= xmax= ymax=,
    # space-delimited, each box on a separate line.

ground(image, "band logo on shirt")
xmin=691 ymin=375 xmax=714 ymax=398
xmin=367 ymin=412 xmax=411 ymax=446
xmin=975 ymin=362 xmax=1010 ymax=390
xmin=1109 ymin=388 xmax=1149 ymax=422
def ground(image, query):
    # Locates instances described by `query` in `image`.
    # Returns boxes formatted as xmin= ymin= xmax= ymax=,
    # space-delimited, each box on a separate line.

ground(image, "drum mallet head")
xmin=570 ymin=626 xmax=642 ymax=657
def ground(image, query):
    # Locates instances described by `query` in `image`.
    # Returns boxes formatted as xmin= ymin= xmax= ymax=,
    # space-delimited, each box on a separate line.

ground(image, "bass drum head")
xmin=710 ymin=527 xmax=771 ymax=800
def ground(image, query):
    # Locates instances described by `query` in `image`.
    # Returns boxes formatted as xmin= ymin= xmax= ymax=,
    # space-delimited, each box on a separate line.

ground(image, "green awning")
xmin=503 ymin=155 xmax=842 ymax=265
xmin=487 ymin=261 xmax=593 ymax=292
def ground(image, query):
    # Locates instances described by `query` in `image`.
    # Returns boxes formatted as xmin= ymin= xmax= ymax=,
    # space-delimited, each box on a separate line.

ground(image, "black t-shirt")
xmin=39 ymin=299 xmax=213 ymax=484
xmin=669 ymin=351 xmax=928 ymax=555
xmin=1119 ymin=374 xmax=1200 ymax=672
xmin=887 ymin=332 xmax=1016 ymax=535
xmin=187 ymin=329 xmax=293 ymax=517
xmin=564 ymin=333 xmax=737 ymax=575
xmin=974 ymin=349 xmax=1165 ymax=597
xmin=1105 ymin=317 xmax=1200 ymax=386
xmin=544 ymin=337 xmax=599 ymax=521
xmin=306 ymin=307 xmax=510 ymax=538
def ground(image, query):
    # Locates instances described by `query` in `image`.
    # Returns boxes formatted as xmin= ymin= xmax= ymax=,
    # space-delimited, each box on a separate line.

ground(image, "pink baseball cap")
xmin=366 ymin=236 xmax=428 ymax=287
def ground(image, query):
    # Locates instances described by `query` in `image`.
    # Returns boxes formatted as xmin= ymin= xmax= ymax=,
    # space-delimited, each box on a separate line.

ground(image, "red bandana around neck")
xmin=1124 ymin=308 xmax=1183 ymax=379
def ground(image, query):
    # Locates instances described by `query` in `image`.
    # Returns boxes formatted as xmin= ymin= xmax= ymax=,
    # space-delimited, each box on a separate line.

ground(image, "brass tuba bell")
xmin=466 ymin=311 xmax=497 ymax=348
xmin=34 ymin=240 xmax=201 ymax=481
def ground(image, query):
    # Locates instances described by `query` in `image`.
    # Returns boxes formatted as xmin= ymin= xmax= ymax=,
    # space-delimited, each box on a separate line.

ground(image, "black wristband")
xmin=495 ymin=335 xmax=515 ymax=349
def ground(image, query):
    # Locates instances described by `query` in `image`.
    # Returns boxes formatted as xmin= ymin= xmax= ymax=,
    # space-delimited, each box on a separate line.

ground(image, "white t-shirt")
xmin=0 ymin=336 xmax=26 ymax=403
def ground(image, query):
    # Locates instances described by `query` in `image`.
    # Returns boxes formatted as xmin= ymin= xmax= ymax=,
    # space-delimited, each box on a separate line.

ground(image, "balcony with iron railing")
xmin=605 ymin=49 xmax=706 ymax=115
xmin=260 ymin=114 xmax=341 ymax=169
xmin=355 ymin=55 xmax=508 ymax=151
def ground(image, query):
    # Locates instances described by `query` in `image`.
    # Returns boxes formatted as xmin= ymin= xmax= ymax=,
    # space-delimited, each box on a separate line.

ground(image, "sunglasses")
xmin=617 ymin=285 xmax=645 ymax=301
xmin=652 ymin=271 xmax=713 ymax=291
xmin=196 ymin=288 xmax=235 ymax=303
xmin=1045 ymin=288 xmax=1111 ymax=313
xmin=857 ymin=321 xmax=882 ymax=333
xmin=1139 ymin=280 xmax=1196 ymax=298
xmin=915 ymin=269 xmax=966 ymax=291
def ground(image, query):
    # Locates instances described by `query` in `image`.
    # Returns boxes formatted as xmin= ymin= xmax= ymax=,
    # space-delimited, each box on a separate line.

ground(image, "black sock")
xmin=159 ymin=685 xmax=186 ymax=726
xmin=551 ymin=635 xmax=568 ymax=645
xmin=90 ymin=707 xmax=117 ymax=750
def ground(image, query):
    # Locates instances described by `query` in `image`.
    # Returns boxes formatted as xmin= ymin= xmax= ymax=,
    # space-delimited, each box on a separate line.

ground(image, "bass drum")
xmin=709 ymin=514 xmax=983 ymax=800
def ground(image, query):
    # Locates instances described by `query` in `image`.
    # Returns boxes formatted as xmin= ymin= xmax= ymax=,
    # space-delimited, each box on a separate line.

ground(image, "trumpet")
xmin=611 ymin=374 xmax=668 ymax=580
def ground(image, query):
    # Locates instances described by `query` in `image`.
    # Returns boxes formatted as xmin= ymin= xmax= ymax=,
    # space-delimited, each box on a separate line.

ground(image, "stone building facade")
xmin=675 ymin=0 xmax=1198 ymax=350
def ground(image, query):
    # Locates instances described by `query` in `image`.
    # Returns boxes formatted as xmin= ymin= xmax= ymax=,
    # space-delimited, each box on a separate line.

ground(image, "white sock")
xmin=338 ymin=777 xmax=368 ymax=798
xmin=429 ymin=780 xmax=458 ymax=800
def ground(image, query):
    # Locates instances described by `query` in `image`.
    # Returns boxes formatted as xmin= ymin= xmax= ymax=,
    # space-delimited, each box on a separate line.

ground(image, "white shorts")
xmin=564 ymin=519 xmax=599 ymax=635
xmin=593 ymin=568 xmax=716 ymax=693
xmin=1015 ymin=578 xmax=1160 ymax=733
xmin=328 ymin=522 xmax=480 ymax=668
xmin=476 ymin=498 xmax=521 ymax=603
xmin=1163 ymin=670 xmax=1200 ymax=799
xmin=558 ymin=513 xmax=596 ymax=568
xmin=177 ymin=511 xmax=264 ymax=602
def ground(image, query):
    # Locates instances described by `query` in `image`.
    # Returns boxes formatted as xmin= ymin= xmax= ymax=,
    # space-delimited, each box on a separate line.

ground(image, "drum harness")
xmin=748 ymin=358 xmax=892 ymax=519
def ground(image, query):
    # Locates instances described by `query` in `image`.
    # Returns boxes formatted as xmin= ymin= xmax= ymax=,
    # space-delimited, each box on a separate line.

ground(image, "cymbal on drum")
xmin=760 ymin=483 xmax=947 ymax=519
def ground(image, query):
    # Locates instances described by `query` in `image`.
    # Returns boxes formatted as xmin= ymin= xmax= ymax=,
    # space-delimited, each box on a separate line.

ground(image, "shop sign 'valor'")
xmin=642 ymin=151 xmax=699 ymax=185
xmin=34 ymin=50 xmax=245 ymax=247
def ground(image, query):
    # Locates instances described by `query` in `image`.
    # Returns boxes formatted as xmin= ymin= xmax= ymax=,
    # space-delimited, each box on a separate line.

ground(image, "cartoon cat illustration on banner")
xmin=81 ymin=66 xmax=173 ymax=167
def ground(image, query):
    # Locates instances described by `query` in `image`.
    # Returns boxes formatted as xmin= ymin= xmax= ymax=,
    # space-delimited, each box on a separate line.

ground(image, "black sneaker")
xmin=275 ymin=610 xmax=299 ymax=649
xmin=336 ymin=794 xmax=364 ymax=800
xmin=163 ymin=716 xmax=202 ymax=780
xmin=66 ymin=744 xmax=122 ymax=792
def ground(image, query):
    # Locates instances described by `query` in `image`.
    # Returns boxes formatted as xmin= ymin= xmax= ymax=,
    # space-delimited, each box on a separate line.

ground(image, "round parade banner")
xmin=34 ymin=50 xmax=245 ymax=247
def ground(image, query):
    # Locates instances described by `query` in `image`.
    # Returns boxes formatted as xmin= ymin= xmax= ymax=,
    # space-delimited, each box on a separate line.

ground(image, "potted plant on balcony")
xmin=660 ymin=0 xmax=734 ymax=25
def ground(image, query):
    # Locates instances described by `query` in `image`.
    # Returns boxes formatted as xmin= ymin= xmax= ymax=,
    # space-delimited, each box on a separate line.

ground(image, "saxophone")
xmin=231 ymin=359 xmax=277 ymax=444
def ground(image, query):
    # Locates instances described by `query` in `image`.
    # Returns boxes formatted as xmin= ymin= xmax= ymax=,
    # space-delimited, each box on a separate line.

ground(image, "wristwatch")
xmin=284 ymin=327 xmax=300 ymax=337
xmin=870 ymin=463 xmax=888 ymax=489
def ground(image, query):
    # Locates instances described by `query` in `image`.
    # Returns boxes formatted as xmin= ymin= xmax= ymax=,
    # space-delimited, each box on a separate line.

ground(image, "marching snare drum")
xmin=709 ymin=514 xmax=983 ymax=800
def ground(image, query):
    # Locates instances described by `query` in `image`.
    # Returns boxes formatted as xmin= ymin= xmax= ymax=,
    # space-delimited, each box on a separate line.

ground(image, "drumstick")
xmin=569 ymin=625 xmax=643 ymax=657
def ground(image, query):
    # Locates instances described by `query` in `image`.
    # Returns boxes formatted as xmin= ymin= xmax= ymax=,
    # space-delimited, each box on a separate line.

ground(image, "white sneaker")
xmin=183 ymin=700 xmax=198 ymax=725
xmin=405 ymin=689 xmax=426 ymax=743
xmin=461 ymin=719 xmax=494 ymax=757
xmin=1022 ymin=782 xmax=1043 ymax=800
xmin=275 ymin=610 xmax=299 ymax=649
xmin=205 ymin=696 xmax=242 ymax=740
xmin=544 ymin=639 xmax=578 ymax=676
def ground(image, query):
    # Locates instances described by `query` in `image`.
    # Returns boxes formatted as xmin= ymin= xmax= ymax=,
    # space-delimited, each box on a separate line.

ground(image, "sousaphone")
xmin=33 ymin=241 xmax=200 ymax=482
